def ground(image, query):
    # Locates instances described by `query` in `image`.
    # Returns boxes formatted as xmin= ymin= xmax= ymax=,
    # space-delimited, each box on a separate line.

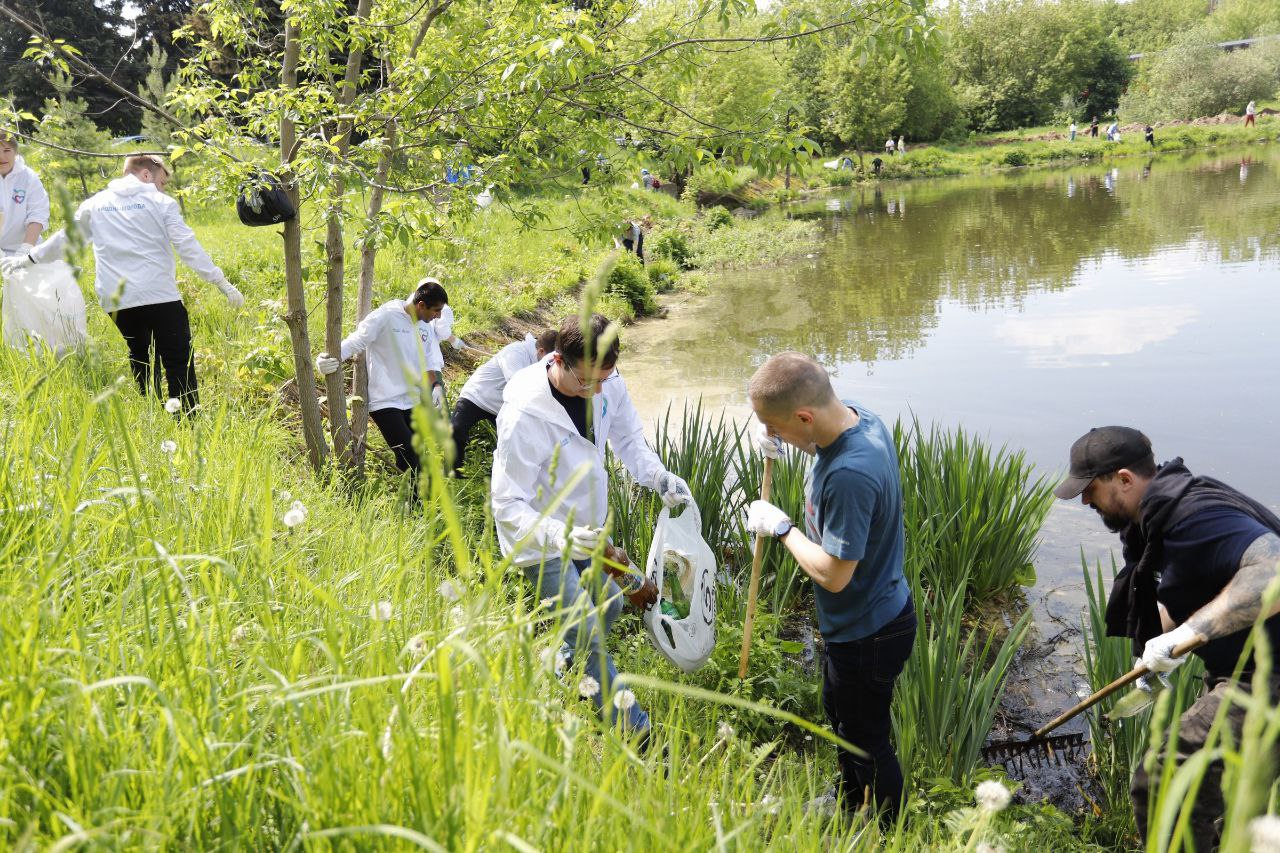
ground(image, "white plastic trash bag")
xmin=643 ymin=501 xmax=717 ymax=673
xmin=2 ymin=260 xmax=87 ymax=355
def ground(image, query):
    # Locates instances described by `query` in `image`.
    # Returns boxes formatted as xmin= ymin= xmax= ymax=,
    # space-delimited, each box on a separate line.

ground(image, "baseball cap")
xmin=1054 ymin=426 xmax=1153 ymax=500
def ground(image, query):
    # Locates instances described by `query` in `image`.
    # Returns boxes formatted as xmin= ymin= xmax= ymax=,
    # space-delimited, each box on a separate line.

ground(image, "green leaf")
xmin=779 ymin=640 xmax=804 ymax=654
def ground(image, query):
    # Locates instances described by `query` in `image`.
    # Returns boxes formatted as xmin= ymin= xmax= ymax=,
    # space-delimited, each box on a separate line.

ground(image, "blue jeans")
xmin=524 ymin=558 xmax=650 ymax=732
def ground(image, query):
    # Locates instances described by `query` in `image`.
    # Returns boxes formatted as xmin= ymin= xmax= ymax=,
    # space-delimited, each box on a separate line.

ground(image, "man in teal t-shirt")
xmin=745 ymin=351 xmax=915 ymax=820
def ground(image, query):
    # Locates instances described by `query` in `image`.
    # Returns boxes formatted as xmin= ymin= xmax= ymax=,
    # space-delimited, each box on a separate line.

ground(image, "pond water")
xmin=621 ymin=144 xmax=1280 ymax=797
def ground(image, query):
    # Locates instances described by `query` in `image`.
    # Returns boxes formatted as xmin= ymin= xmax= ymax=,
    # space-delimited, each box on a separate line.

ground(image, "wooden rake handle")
xmin=1033 ymin=636 xmax=1205 ymax=738
xmin=738 ymin=457 xmax=775 ymax=679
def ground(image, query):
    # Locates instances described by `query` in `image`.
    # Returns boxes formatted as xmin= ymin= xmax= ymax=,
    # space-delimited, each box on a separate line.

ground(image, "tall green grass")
xmin=895 ymin=418 xmax=1055 ymax=602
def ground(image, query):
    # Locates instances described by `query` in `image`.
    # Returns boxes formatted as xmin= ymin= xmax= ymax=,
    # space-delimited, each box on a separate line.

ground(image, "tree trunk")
xmin=351 ymin=120 xmax=396 ymax=477
xmin=281 ymin=20 xmax=328 ymax=472
xmin=321 ymin=0 xmax=374 ymax=478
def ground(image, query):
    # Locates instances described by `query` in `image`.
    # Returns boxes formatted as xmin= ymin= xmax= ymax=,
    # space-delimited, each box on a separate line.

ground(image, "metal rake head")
xmin=982 ymin=731 xmax=1087 ymax=773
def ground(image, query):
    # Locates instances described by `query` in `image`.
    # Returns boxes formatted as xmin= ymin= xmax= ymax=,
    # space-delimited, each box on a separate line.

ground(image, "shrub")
xmin=1002 ymin=149 xmax=1030 ymax=167
xmin=650 ymin=230 xmax=693 ymax=269
xmin=828 ymin=170 xmax=857 ymax=186
xmin=605 ymin=252 xmax=657 ymax=316
xmin=646 ymin=258 xmax=679 ymax=293
xmin=704 ymin=206 xmax=734 ymax=230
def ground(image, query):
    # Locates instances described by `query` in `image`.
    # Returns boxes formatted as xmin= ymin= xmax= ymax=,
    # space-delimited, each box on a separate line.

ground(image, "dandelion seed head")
xmin=230 ymin=623 xmax=254 ymax=645
xmin=369 ymin=601 xmax=393 ymax=621
xmin=160 ymin=440 xmax=177 ymax=454
xmin=539 ymin=597 xmax=556 ymax=610
xmin=613 ymin=689 xmax=637 ymax=711
xmin=278 ymin=490 xmax=292 ymax=502
xmin=760 ymin=794 xmax=781 ymax=815
xmin=289 ymin=500 xmax=307 ymax=517
xmin=282 ymin=508 xmax=306 ymax=528
xmin=975 ymin=779 xmax=1011 ymax=813
xmin=578 ymin=675 xmax=600 ymax=698
xmin=1251 ymin=815 xmax=1280 ymax=853
xmin=438 ymin=579 xmax=460 ymax=601
xmin=717 ymin=721 xmax=736 ymax=740
xmin=976 ymin=844 xmax=1004 ymax=853
xmin=164 ymin=397 xmax=182 ymax=414
xmin=405 ymin=634 xmax=428 ymax=656
xmin=448 ymin=605 xmax=464 ymax=624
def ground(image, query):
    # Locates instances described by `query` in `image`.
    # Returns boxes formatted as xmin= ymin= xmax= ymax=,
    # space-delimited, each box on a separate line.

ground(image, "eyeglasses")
xmin=565 ymin=360 xmax=614 ymax=392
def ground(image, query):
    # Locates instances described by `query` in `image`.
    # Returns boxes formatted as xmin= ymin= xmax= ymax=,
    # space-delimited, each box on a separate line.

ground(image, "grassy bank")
xmin=695 ymin=116 xmax=1279 ymax=205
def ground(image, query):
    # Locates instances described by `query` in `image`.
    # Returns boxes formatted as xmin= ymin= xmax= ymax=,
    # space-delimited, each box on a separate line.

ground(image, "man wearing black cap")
xmin=1056 ymin=427 xmax=1280 ymax=850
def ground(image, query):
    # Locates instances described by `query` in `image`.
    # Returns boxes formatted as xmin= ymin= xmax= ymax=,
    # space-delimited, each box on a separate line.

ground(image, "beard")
xmin=1095 ymin=506 xmax=1130 ymax=532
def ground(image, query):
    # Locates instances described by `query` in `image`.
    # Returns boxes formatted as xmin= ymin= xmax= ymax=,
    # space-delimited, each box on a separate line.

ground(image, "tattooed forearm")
xmin=1185 ymin=533 xmax=1280 ymax=641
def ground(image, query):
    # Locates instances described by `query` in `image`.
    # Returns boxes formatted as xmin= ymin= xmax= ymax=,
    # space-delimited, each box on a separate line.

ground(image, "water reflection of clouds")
xmin=997 ymin=303 xmax=1199 ymax=367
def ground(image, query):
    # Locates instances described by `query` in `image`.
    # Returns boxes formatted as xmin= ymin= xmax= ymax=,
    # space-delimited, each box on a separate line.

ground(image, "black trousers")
xmin=449 ymin=396 xmax=497 ymax=475
xmin=822 ymin=599 xmax=916 ymax=819
xmin=369 ymin=407 xmax=420 ymax=475
xmin=111 ymin=300 xmax=198 ymax=412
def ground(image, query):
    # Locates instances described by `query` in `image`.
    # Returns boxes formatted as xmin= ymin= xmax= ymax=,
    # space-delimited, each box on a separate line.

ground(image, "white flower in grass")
xmin=438 ymin=579 xmax=460 ymax=601
xmin=289 ymin=500 xmax=308 ymax=518
xmin=164 ymin=397 xmax=182 ymax=414
xmin=230 ymin=623 xmax=254 ymax=645
xmin=448 ymin=605 xmax=464 ymax=625
xmin=160 ymin=440 xmax=177 ymax=455
xmin=578 ymin=675 xmax=600 ymax=699
xmin=278 ymin=490 xmax=292 ymax=502
xmin=976 ymin=844 xmax=1005 ymax=853
xmin=282 ymin=507 xmax=306 ymax=528
xmin=975 ymin=780 xmax=1011 ymax=813
xmin=1251 ymin=815 xmax=1280 ymax=853
xmin=541 ymin=643 xmax=570 ymax=676
xmin=760 ymin=794 xmax=781 ymax=816
xmin=369 ymin=600 xmax=393 ymax=621
xmin=539 ymin=597 xmax=556 ymax=610
xmin=405 ymin=633 xmax=429 ymax=656
xmin=613 ymin=689 xmax=637 ymax=711
xmin=717 ymin=721 xmax=736 ymax=741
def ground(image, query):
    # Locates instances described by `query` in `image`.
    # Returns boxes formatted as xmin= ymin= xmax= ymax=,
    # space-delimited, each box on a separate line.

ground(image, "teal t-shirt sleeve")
xmin=820 ymin=467 xmax=878 ymax=562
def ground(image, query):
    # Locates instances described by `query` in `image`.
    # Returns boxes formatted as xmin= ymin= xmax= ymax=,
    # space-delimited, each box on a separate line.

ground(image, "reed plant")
xmin=895 ymin=417 xmax=1055 ymax=602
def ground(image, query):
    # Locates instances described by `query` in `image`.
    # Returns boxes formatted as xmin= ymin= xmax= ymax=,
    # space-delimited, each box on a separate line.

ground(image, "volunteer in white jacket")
xmin=315 ymin=278 xmax=447 ymax=477
xmin=0 ymin=133 xmax=49 ymax=258
xmin=491 ymin=312 xmax=692 ymax=736
xmin=449 ymin=327 xmax=557 ymax=475
xmin=7 ymin=155 xmax=242 ymax=413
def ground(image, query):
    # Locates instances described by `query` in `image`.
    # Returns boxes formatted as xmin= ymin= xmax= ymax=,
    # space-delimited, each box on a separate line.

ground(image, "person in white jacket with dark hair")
xmin=0 ymin=133 xmax=49 ymax=258
xmin=491 ymin=312 xmax=692 ymax=738
xmin=449 ymin=326 xmax=557 ymax=475
xmin=315 ymin=278 xmax=447 ymax=478
xmin=5 ymin=155 xmax=242 ymax=413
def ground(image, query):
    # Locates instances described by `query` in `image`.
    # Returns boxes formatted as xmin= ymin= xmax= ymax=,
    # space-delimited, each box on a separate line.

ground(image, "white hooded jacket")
xmin=491 ymin=360 xmax=666 ymax=567
xmin=33 ymin=174 xmax=226 ymax=311
xmin=340 ymin=300 xmax=444 ymax=412
xmin=459 ymin=333 xmax=538 ymax=416
xmin=0 ymin=155 xmax=50 ymax=252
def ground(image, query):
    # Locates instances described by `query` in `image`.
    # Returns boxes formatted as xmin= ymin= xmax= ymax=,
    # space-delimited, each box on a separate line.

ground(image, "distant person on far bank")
xmin=884 ymin=137 xmax=896 ymax=156
xmin=11 ymin=154 xmax=242 ymax=414
xmin=1244 ymin=101 xmax=1256 ymax=128
xmin=1144 ymin=125 xmax=1155 ymax=148
xmin=896 ymin=136 xmax=905 ymax=156
xmin=1090 ymin=116 xmax=1099 ymax=138
xmin=1055 ymin=426 xmax=1280 ymax=852
xmin=1069 ymin=121 xmax=1077 ymax=141
xmin=0 ymin=132 xmax=49 ymax=261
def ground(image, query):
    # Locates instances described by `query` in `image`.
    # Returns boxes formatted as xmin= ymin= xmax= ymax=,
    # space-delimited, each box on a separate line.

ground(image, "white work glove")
xmin=17 ymin=242 xmax=34 ymax=255
xmin=314 ymin=352 xmax=340 ymax=375
xmin=215 ymin=278 xmax=245 ymax=309
xmin=431 ymin=382 xmax=445 ymax=410
xmin=1139 ymin=623 xmax=1203 ymax=674
xmin=746 ymin=499 xmax=791 ymax=538
xmin=752 ymin=420 xmax=783 ymax=460
xmin=655 ymin=471 xmax=693 ymax=508
xmin=562 ymin=525 xmax=602 ymax=561
xmin=1 ymin=253 xmax=35 ymax=276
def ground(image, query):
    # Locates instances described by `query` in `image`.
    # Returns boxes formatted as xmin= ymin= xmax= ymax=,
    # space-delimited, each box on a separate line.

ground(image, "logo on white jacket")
xmin=11 ymin=189 xmax=25 ymax=205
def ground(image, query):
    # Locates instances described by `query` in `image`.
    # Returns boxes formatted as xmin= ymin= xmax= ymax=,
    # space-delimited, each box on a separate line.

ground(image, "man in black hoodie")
xmin=1055 ymin=426 xmax=1280 ymax=850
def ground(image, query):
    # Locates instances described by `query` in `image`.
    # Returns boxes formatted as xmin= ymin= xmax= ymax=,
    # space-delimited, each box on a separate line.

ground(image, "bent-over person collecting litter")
xmin=745 ymin=352 xmax=914 ymax=822
xmin=490 ymin=313 xmax=692 ymax=743
xmin=1056 ymin=426 xmax=1280 ymax=851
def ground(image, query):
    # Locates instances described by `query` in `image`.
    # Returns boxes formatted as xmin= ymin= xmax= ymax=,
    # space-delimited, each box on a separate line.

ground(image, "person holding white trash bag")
xmin=314 ymin=277 xmax=448 ymax=479
xmin=745 ymin=352 xmax=914 ymax=823
xmin=7 ymin=155 xmax=243 ymax=413
xmin=0 ymin=132 xmax=49 ymax=259
xmin=491 ymin=312 xmax=692 ymax=741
